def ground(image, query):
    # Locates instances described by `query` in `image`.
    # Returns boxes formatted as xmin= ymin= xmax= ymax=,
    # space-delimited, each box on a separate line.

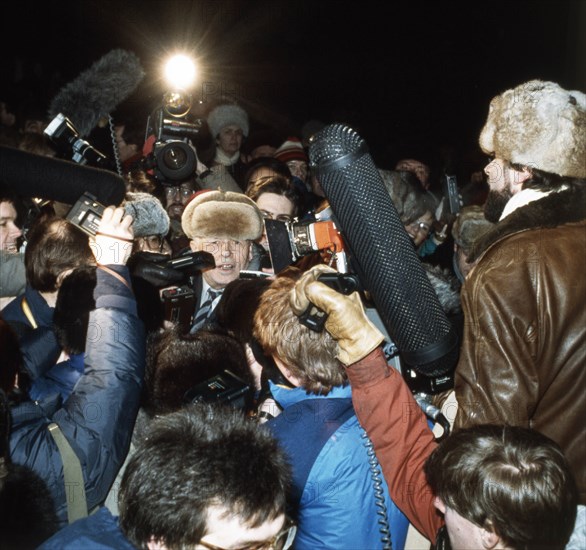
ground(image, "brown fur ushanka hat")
xmin=479 ymin=80 xmax=586 ymax=178
xmin=181 ymin=189 xmax=263 ymax=241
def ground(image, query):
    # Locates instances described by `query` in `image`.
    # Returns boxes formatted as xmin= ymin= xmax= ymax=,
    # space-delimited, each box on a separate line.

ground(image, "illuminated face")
xmin=193 ymin=506 xmax=287 ymax=550
xmin=190 ymin=237 xmax=252 ymax=289
xmin=164 ymin=182 xmax=196 ymax=220
xmin=0 ymin=201 xmax=22 ymax=253
xmin=286 ymin=160 xmax=308 ymax=182
xmin=217 ymin=125 xmax=244 ymax=156
xmin=404 ymin=211 xmax=434 ymax=248
xmin=255 ymin=192 xmax=295 ymax=251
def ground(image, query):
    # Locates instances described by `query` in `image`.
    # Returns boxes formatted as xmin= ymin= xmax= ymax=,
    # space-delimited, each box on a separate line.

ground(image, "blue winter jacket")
xmin=38 ymin=507 xmax=136 ymax=549
xmin=268 ymin=382 xmax=409 ymax=550
xmin=8 ymin=266 xmax=145 ymax=526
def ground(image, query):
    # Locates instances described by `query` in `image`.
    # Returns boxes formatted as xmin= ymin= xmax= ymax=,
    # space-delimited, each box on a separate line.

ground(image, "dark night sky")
xmin=1 ymin=0 xmax=584 ymax=174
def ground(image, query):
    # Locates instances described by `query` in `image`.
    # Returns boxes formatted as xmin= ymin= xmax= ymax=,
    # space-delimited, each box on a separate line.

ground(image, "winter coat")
xmin=454 ymin=184 xmax=586 ymax=504
xmin=268 ymin=382 xmax=409 ymax=549
xmin=345 ymin=348 xmax=443 ymax=543
xmin=9 ymin=266 xmax=145 ymax=525
xmin=38 ymin=507 xmax=135 ymax=549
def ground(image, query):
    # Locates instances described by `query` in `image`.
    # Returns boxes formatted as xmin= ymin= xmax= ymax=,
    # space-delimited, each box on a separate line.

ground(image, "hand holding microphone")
xmin=291 ymin=265 xmax=384 ymax=365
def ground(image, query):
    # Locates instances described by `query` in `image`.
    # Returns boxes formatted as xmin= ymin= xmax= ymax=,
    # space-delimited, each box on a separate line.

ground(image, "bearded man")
xmin=452 ymin=80 xmax=586 ymax=540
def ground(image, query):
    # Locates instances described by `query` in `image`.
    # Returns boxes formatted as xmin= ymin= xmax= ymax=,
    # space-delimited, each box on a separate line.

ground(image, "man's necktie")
xmin=190 ymin=289 xmax=219 ymax=333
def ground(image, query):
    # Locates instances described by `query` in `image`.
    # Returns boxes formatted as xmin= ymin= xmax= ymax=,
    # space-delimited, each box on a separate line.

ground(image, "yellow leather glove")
xmin=290 ymin=265 xmax=384 ymax=365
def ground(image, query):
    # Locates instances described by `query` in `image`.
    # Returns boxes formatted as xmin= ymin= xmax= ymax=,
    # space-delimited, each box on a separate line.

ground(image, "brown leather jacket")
xmin=454 ymin=183 xmax=586 ymax=504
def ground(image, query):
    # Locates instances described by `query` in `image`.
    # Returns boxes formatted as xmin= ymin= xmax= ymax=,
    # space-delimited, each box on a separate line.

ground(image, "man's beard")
xmin=484 ymin=188 xmax=513 ymax=222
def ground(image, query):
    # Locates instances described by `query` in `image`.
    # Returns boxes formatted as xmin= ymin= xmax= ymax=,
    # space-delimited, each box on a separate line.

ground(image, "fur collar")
xmin=469 ymin=183 xmax=586 ymax=262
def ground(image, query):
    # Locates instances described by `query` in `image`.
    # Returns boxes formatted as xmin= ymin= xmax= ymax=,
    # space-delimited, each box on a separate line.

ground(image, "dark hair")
xmin=24 ymin=216 xmax=93 ymax=292
xmin=243 ymin=157 xmax=292 ymax=189
xmin=511 ymin=162 xmax=586 ymax=193
xmin=143 ymin=325 xmax=251 ymax=415
xmin=245 ymin=174 xmax=301 ymax=218
xmin=119 ymin=404 xmax=291 ymax=549
xmin=53 ymin=266 xmax=96 ymax=354
xmin=0 ymin=461 xmax=59 ymax=548
xmin=253 ymin=274 xmax=344 ymax=394
xmin=0 ymin=317 xmax=21 ymax=394
xmin=424 ymin=424 xmax=578 ymax=549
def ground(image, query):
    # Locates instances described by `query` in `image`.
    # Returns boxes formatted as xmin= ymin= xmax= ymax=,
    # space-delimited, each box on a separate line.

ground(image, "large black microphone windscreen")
xmin=309 ymin=124 xmax=458 ymax=377
xmin=0 ymin=146 xmax=126 ymax=206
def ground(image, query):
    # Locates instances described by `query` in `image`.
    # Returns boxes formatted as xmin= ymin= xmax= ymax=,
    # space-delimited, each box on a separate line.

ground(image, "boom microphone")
xmin=0 ymin=146 xmax=126 ymax=206
xmin=309 ymin=124 xmax=458 ymax=378
xmin=48 ymin=49 xmax=145 ymax=138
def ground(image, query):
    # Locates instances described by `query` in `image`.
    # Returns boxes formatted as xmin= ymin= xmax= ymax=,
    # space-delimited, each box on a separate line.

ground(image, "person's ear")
xmin=480 ymin=521 xmax=501 ymax=549
xmin=510 ymin=165 xmax=532 ymax=193
xmin=189 ymin=239 xmax=200 ymax=253
xmin=273 ymin=356 xmax=303 ymax=387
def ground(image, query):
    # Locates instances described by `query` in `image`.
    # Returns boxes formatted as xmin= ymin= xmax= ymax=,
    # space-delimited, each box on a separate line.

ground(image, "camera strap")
xmin=48 ymin=422 xmax=89 ymax=523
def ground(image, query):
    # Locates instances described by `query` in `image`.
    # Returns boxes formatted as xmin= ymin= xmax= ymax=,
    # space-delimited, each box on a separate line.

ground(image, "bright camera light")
xmin=164 ymin=54 xmax=197 ymax=89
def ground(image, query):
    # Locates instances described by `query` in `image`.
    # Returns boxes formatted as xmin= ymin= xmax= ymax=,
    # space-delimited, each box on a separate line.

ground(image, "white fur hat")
xmin=181 ymin=189 xmax=263 ymax=241
xmin=479 ymin=80 xmax=586 ymax=178
xmin=207 ymin=104 xmax=249 ymax=138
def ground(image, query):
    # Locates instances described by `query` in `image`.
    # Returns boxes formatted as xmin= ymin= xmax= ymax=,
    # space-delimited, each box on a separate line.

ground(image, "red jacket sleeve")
xmin=346 ymin=347 xmax=443 ymax=541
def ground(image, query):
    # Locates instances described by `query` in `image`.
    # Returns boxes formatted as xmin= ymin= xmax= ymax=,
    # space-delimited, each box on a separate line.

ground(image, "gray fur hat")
xmin=207 ymin=104 xmax=249 ymax=138
xmin=479 ymin=80 xmax=586 ymax=178
xmin=181 ymin=189 xmax=263 ymax=241
xmin=124 ymin=192 xmax=170 ymax=237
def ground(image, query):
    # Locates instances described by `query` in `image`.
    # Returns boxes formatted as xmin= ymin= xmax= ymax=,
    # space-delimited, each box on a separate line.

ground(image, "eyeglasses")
xmin=164 ymin=185 xmax=195 ymax=199
xmin=198 ymin=519 xmax=296 ymax=550
xmin=142 ymin=234 xmax=166 ymax=252
xmin=407 ymin=220 xmax=431 ymax=234
xmin=260 ymin=210 xmax=292 ymax=223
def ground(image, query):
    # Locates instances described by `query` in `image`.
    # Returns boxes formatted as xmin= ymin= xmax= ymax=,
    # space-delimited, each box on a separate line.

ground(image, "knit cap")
xmin=274 ymin=137 xmax=308 ymax=164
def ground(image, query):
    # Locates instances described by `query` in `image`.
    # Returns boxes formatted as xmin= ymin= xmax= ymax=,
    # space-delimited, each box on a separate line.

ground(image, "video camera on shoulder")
xmin=142 ymin=90 xmax=204 ymax=185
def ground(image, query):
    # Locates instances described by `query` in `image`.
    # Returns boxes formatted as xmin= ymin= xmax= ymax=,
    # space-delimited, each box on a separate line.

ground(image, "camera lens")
xmin=163 ymin=145 xmax=187 ymax=169
xmin=154 ymin=140 xmax=197 ymax=181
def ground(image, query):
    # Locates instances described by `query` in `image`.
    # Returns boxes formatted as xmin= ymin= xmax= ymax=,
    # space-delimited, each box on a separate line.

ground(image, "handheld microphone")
xmin=48 ymin=49 xmax=145 ymax=138
xmin=309 ymin=124 xmax=459 ymax=379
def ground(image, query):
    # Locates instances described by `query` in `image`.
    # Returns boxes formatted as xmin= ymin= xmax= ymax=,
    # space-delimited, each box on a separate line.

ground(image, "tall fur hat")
xmin=479 ymin=80 xmax=586 ymax=178
xmin=181 ymin=189 xmax=263 ymax=241
xmin=207 ymin=103 xmax=249 ymax=138
xmin=124 ymin=192 xmax=170 ymax=237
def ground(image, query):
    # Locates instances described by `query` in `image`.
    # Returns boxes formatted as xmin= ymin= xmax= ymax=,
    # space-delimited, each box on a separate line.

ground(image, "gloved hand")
xmin=127 ymin=251 xmax=184 ymax=287
xmin=290 ymin=265 xmax=384 ymax=365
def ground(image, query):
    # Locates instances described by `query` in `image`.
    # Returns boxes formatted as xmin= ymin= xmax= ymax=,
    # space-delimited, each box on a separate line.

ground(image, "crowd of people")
xmin=0 ymin=75 xmax=584 ymax=550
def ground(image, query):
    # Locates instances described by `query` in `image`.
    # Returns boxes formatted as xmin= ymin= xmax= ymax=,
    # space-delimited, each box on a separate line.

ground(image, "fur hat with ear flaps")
xmin=479 ymin=80 xmax=586 ymax=179
xmin=181 ymin=189 xmax=263 ymax=241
